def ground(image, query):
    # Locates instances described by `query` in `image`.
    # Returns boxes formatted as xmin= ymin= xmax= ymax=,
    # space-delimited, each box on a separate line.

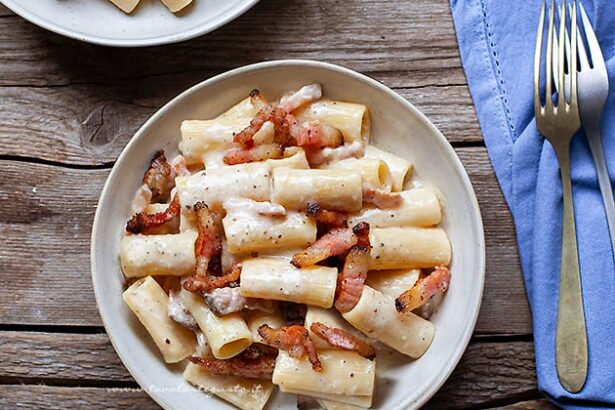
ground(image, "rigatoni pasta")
xmin=363 ymin=145 xmax=412 ymax=191
xmin=122 ymin=277 xmax=196 ymax=363
xmin=272 ymin=168 xmax=363 ymax=211
xmin=223 ymin=200 xmax=317 ymax=254
xmin=342 ymin=286 xmax=434 ymax=358
xmin=273 ymin=350 xmax=376 ymax=402
xmin=120 ymin=231 xmax=197 ymax=277
xmin=294 ymin=100 xmax=370 ymax=146
xmin=184 ymin=362 xmax=275 ymax=410
xmin=240 ymin=258 xmax=337 ymax=308
xmin=179 ymin=289 xmax=252 ymax=359
xmin=348 ymin=188 xmax=442 ymax=228
xmin=369 ymin=227 xmax=451 ymax=270
xmin=325 ymin=157 xmax=393 ymax=191
xmin=119 ymin=83 xmax=454 ymax=410
xmin=179 ymin=98 xmax=259 ymax=168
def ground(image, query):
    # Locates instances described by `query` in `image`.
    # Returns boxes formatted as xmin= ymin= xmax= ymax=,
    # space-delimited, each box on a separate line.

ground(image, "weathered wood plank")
xmin=0 ymin=84 xmax=479 ymax=166
xmin=427 ymin=340 xmax=538 ymax=409
xmin=0 ymin=331 xmax=537 ymax=409
xmin=495 ymin=399 xmax=557 ymax=410
xmin=0 ymin=146 xmax=531 ymax=334
xmin=0 ymin=331 xmax=130 ymax=382
xmin=0 ymin=0 xmax=464 ymax=88
xmin=0 ymin=385 xmax=157 ymax=410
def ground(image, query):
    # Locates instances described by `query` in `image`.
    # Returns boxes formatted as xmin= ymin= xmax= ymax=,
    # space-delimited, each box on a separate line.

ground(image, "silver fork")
xmin=534 ymin=0 xmax=588 ymax=393
xmin=553 ymin=2 xmax=615 ymax=263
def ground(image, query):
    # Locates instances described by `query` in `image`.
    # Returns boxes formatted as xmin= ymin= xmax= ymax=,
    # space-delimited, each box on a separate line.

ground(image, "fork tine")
xmin=534 ymin=0 xmax=546 ymax=113
xmin=570 ymin=2 xmax=589 ymax=71
xmin=578 ymin=1 xmax=606 ymax=70
xmin=557 ymin=0 xmax=567 ymax=105
xmin=570 ymin=0 xmax=578 ymax=106
xmin=545 ymin=0 xmax=555 ymax=105
xmin=552 ymin=5 xmax=571 ymax=98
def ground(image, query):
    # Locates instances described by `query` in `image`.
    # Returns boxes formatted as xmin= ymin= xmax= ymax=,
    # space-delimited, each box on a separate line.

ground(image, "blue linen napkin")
xmin=450 ymin=1 xmax=615 ymax=408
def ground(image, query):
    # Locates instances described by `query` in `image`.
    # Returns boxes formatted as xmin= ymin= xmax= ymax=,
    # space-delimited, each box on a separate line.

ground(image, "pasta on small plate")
xmin=91 ymin=60 xmax=485 ymax=410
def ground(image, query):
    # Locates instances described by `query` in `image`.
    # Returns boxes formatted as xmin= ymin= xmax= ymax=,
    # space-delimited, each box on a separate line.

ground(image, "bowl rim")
xmin=91 ymin=59 xmax=486 ymax=409
xmin=0 ymin=0 xmax=259 ymax=47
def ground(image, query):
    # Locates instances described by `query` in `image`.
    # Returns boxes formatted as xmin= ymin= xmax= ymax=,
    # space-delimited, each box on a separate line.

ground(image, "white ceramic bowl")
xmin=0 ymin=0 xmax=258 ymax=47
xmin=91 ymin=60 xmax=485 ymax=409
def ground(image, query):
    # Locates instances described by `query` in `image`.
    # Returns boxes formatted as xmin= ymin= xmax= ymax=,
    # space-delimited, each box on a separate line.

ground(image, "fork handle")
xmin=554 ymin=145 xmax=588 ymax=393
xmin=585 ymin=125 xmax=615 ymax=262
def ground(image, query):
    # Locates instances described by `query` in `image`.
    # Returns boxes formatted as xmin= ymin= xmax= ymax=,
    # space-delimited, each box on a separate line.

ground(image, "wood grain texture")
xmin=0 ymin=84 xmax=479 ymax=166
xmin=0 ymin=1 xmax=464 ymax=88
xmin=0 ymin=331 xmax=538 ymax=409
xmin=0 ymin=146 xmax=530 ymax=334
xmin=496 ymin=399 xmax=558 ymax=410
xmin=0 ymin=385 xmax=157 ymax=410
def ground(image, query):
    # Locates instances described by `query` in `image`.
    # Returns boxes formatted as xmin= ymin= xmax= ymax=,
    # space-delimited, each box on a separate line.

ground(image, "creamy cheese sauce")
xmin=167 ymin=289 xmax=198 ymax=330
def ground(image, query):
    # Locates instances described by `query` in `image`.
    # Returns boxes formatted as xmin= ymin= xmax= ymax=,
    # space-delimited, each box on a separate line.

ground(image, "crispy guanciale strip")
xmin=334 ymin=245 xmax=371 ymax=313
xmin=351 ymin=221 xmax=370 ymax=248
xmin=125 ymin=193 xmax=180 ymax=234
xmin=223 ymin=143 xmax=284 ymax=165
xmin=291 ymin=227 xmax=357 ymax=268
xmin=194 ymin=201 xmax=221 ymax=276
xmin=188 ymin=345 xmax=276 ymax=380
xmin=183 ymin=264 xmax=241 ymax=295
xmin=288 ymin=116 xmax=343 ymax=148
xmin=306 ymin=202 xmax=347 ymax=228
xmin=258 ymin=324 xmax=322 ymax=372
xmin=143 ymin=149 xmax=175 ymax=202
xmin=310 ymin=322 xmax=376 ymax=360
xmin=395 ymin=266 xmax=451 ymax=313
xmin=234 ymin=90 xmax=291 ymax=148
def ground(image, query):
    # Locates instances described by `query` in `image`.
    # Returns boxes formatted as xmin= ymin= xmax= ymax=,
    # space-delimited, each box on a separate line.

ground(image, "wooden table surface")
xmin=0 ymin=1 xmax=556 ymax=409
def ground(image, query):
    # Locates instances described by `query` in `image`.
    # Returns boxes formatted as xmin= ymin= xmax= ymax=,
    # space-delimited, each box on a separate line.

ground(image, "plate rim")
xmin=90 ymin=59 xmax=486 ymax=409
xmin=0 ymin=0 xmax=259 ymax=47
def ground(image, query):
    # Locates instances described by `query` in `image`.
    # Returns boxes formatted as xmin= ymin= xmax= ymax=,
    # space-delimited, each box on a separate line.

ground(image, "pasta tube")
xmin=239 ymin=257 xmax=337 ymax=308
xmin=179 ymin=289 xmax=252 ymax=359
xmin=160 ymin=0 xmax=193 ymax=13
xmin=342 ymin=286 xmax=434 ymax=358
xmin=266 ymin=147 xmax=310 ymax=170
xmin=294 ymin=100 xmax=370 ymax=146
xmin=272 ymin=168 xmax=363 ymax=211
xmin=246 ymin=310 xmax=285 ymax=343
xmin=325 ymin=158 xmax=393 ymax=191
xmin=179 ymin=97 xmax=259 ymax=167
xmin=184 ymin=363 xmax=274 ymax=410
xmin=223 ymin=204 xmax=316 ymax=254
xmin=273 ymin=350 xmax=375 ymax=402
xmin=108 ymin=0 xmax=140 ymax=13
xmin=348 ymin=188 xmax=441 ymax=228
xmin=365 ymin=268 xmax=420 ymax=299
xmin=119 ymin=231 xmax=197 ymax=278
xmin=369 ymin=227 xmax=451 ymax=270
xmin=122 ymin=277 xmax=196 ymax=363
xmin=363 ymin=146 xmax=412 ymax=191
xmin=317 ymin=399 xmax=368 ymax=410
xmin=175 ymin=162 xmax=271 ymax=211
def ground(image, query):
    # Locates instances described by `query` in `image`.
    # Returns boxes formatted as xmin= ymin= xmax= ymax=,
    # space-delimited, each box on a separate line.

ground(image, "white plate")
xmin=91 ymin=60 xmax=485 ymax=409
xmin=0 ymin=0 xmax=258 ymax=47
